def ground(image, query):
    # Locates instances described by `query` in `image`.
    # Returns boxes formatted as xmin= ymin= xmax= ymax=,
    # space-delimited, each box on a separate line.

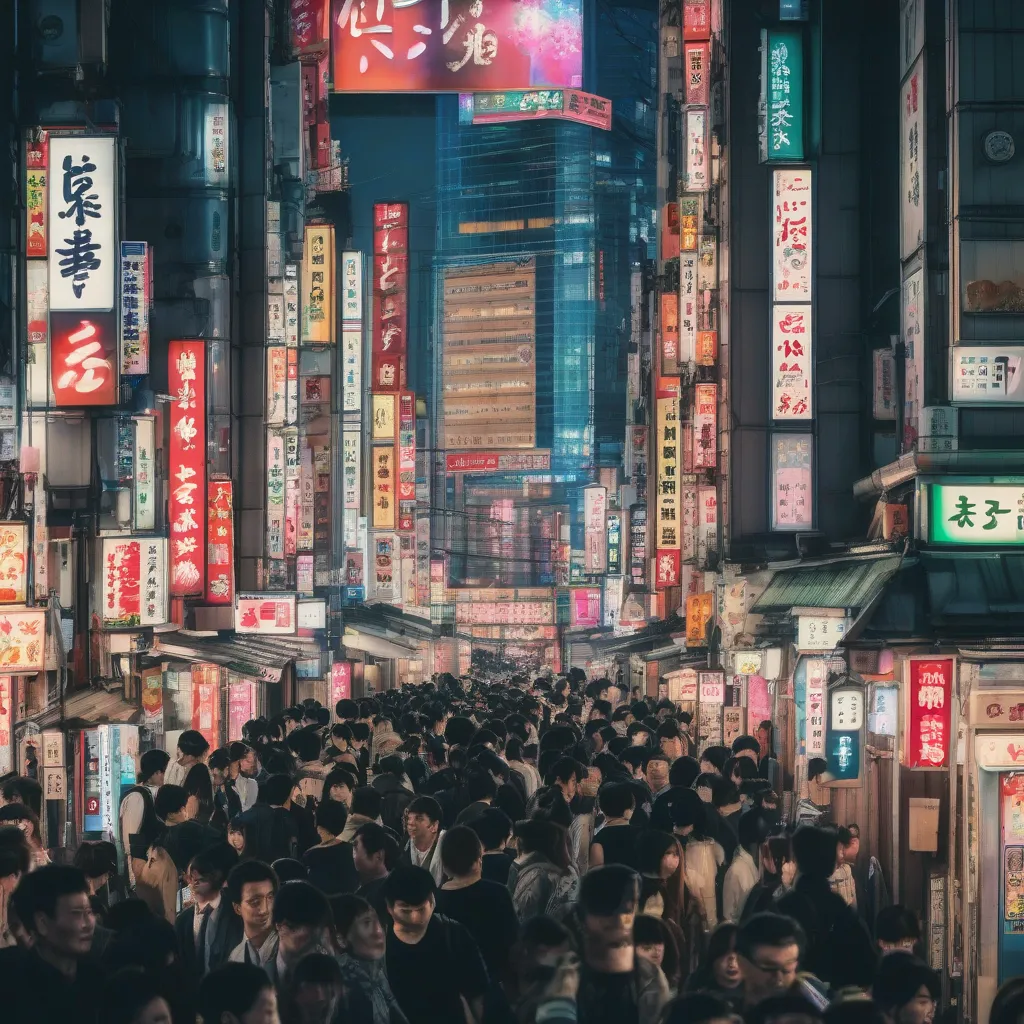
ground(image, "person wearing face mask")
xmin=333 ymin=894 xmax=408 ymax=1024
xmin=872 ymin=953 xmax=939 ymax=1024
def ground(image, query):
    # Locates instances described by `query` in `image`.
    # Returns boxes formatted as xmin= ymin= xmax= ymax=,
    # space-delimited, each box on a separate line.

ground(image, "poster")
xmin=684 ymin=108 xmax=709 ymax=192
xmin=693 ymin=383 xmax=717 ymax=468
xmin=699 ymin=670 xmax=725 ymax=705
xmin=235 ymin=593 xmax=297 ymax=635
xmin=772 ymin=169 xmax=812 ymax=301
xmin=0 ymin=524 xmax=27 ymax=605
xmin=584 ymin=487 xmax=607 ymax=573
xmin=206 ymin=481 xmax=234 ymax=605
xmin=771 ymin=433 xmax=813 ymax=530
xmin=301 ymin=223 xmax=335 ymax=344
xmin=686 ymin=592 xmax=714 ymax=645
xmin=372 ymin=446 xmax=396 ymax=530
xmin=26 ymin=131 xmax=47 ymax=258
xmin=102 ymin=538 xmax=168 ymax=627
xmin=771 ymin=304 xmax=812 ymax=419
xmin=119 ymin=242 xmax=151 ymax=374
xmin=679 ymin=254 xmax=697 ymax=364
xmin=0 ymin=609 xmax=46 ymax=672
xmin=698 ymin=702 xmax=723 ymax=746
xmin=228 ymin=682 xmax=255 ymax=743
xmin=806 ymin=660 xmax=825 ymax=756
xmin=907 ymin=657 xmax=953 ymax=769
xmin=655 ymin=391 xmax=681 ymax=552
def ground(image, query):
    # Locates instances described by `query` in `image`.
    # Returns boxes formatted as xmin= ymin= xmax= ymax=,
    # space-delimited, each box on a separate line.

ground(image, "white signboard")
xmin=902 ymin=266 xmax=925 ymax=443
xmin=679 ymin=254 xmax=697 ymax=364
xmin=901 ymin=57 xmax=925 ymax=260
xmin=48 ymin=135 xmax=117 ymax=311
xmin=771 ymin=304 xmax=813 ymax=420
xmin=684 ymin=108 xmax=709 ymax=192
xmin=342 ymin=251 xmax=363 ymax=323
xmin=797 ymin=614 xmax=849 ymax=651
xmin=831 ymin=687 xmax=864 ymax=731
xmin=342 ymin=330 xmax=362 ymax=414
xmin=951 ymin=346 xmax=1024 ymax=404
xmin=806 ymin=659 xmax=826 ymax=756
xmin=699 ymin=671 xmax=725 ymax=705
xmin=771 ymin=169 xmax=812 ymax=302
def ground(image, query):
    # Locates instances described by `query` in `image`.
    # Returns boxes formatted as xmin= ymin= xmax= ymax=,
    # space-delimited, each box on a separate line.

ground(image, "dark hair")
xmin=875 ymin=904 xmax=921 ymax=944
xmin=208 ymin=748 xmax=232 ymax=772
xmin=331 ymin=723 xmax=354 ymax=743
xmin=732 ymin=735 xmax=761 ymax=757
xmin=331 ymin=893 xmax=377 ymax=938
xmin=104 ymin=914 xmax=179 ymax=973
xmin=747 ymin=994 xmax=823 ymax=1024
xmin=73 ymin=840 xmax=119 ymax=879
xmin=273 ymin=880 xmax=331 ymax=928
xmin=634 ymin=913 xmax=680 ymax=985
xmin=183 ymin=763 xmax=214 ymax=814
xmin=807 ymin=756 xmax=827 ymax=781
xmin=697 ymin=921 xmax=738 ymax=982
xmin=228 ymin=741 xmax=250 ymax=763
xmin=189 ymin=842 xmax=239 ymax=887
xmin=378 ymin=754 xmax=405 ymax=778
xmin=872 ymin=952 xmax=940 ymax=1012
xmin=0 ymin=825 xmax=30 ymax=879
xmin=469 ymin=806 xmax=513 ymax=851
xmin=597 ymin=781 xmax=636 ymax=818
xmin=153 ymin=784 xmax=187 ymax=820
xmin=272 ymin=858 xmax=308 ymax=883
xmin=324 ymin=766 xmax=358 ymax=794
xmin=177 ymin=729 xmax=210 ymax=758
xmin=514 ymin=818 xmax=569 ymax=869
xmin=199 ymin=963 xmax=273 ymax=1024
xmin=791 ymin=825 xmax=838 ymax=878
xmin=407 ymin=795 xmax=443 ymax=825
xmin=440 ymin=826 xmax=483 ymax=877
xmin=662 ymin=993 xmax=735 ymax=1024
xmin=0 ymin=777 xmax=42 ymax=817
xmin=105 ymin=898 xmax=153 ymax=934
xmin=548 ymin=756 xmax=579 ymax=786
xmin=518 ymin=914 xmax=572 ymax=953
xmin=102 ymin=967 xmax=172 ymax=1024
xmin=736 ymin=913 xmax=804 ymax=961
xmin=286 ymin=728 xmax=322 ymax=764
xmin=293 ymin=951 xmax=343 ymax=989
xmin=258 ymin=773 xmax=296 ymax=808
xmin=384 ymin=864 xmax=436 ymax=907
xmin=315 ymin=798 xmax=348 ymax=838
xmin=354 ymin=821 xmax=398 ymax=868
xmin=712 ymin=780 xmax=741 ymax=809
xmin=619 ymin=747 xmax=647 ymax=772
xmin=577 ymin=864 xmax=640 ymax=918
xmin=668 ymin=756 xmax=700 ymax=789
xmin=351 ymin=786 xmax=383 ymax=819
xmin=10 ymin=864 xmax=90 ymax=932
xmin=139 ymin=749 xmax=170 ymax=783
xmin=0 ymin=803 xmax=40 ymax=841
xmin=699 ymin=745 xmax=730 ymax=772
xmin=634 ymin=830 xmax=679 ymax=876
xmin=990 ymin=978 xmax=1024 ymax=1024
xmin=226 ymin=859 xmax=279 ymax=906
xmin=466 ymin=768 xmax=498 ymax=803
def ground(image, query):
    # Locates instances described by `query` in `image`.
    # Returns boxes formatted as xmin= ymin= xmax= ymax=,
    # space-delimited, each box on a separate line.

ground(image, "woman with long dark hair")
xmin=684 ymin=922 xmax=743 ymax=1011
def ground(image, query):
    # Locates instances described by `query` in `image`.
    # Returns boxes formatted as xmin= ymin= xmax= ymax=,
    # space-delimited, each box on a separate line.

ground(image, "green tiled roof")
xmin=751 ymin=555 xmax=905 ymax=615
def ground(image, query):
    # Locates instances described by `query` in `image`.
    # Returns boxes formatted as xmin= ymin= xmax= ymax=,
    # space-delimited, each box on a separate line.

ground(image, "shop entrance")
xmin=1000 ymin=773 xmax=1024 ymax=982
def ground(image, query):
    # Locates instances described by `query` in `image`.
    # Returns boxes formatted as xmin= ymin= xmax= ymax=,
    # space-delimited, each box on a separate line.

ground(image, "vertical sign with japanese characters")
xmin=771 ymin=305 xmax=812 ymax=420
xmin=684 ymin=43 xmax=710 ymax=107
xmin=342 ymin=251 xmax=363 ymax=323
xmin=684 ymin=109 xmax=709 ymax=192
xmin=655 ymin=385 xmax=681 ymax=589
xmin=133 ymin=415 xmax=157 ymax=531
xmin=48 ymin=135 xmax=117 ymax=311
xmin=902 ymin=266 xmax=924 ymax=450
xmin=696 ymin=484 xmax=718 ymax=565
xmin=679 ymin=253 xmax=697 ymax=364
xmin=284 ymin=265 xmax=300 ymax=347
xmin=693 ymin=383 xmax=717 ymax=468
xmin=206 ymin=481 xmax=234 ymax=605
xmin=901 ymin=57 xmax=925 ymax=260
xmin=584 ymin=486 xmax=608 ymax=573
xmin=759 ymin=29 xmax=804 ymax=162
xmin=167 ymin=341 xmax=206 ymax=596
xmin=373 ymin=447 xmax=396 ymax=530
xmin=805 ymin=658 xmax=826 ymax=756
xmin=343 ymin=330 xmax=362 ymax=414
xmin=372 ymin=203 xmax=408 ymax=391
xmin=26 ymin=132 xmax=47 ymax=258
xmin=119 ymin=242 xmax=151 ymax=374
xmin=284 ymin=430 xmax=300 ymax=556
xmin=266 ymin=432 xmax=286 ymax=557
xmin=771 ymin=433 xmax=813 ymax=530
xmin=398 ymin=391 xmax=416 ymax=532
xmin=301 ymin=223 xmax=335 ymax=344
xmin=772 ymin=170 xmax=812 ymax=301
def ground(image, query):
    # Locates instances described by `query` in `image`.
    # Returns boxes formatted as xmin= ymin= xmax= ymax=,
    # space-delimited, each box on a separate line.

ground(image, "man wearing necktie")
xmin=175 ymin=844 xmax=244 ymax=982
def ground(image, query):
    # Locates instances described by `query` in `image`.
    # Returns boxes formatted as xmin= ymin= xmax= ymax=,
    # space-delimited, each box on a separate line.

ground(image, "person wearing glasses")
xmin=735 ymin=913 xmax=829 ymax=1013
xmin=227 ymin=860 xmax=281 ymax=970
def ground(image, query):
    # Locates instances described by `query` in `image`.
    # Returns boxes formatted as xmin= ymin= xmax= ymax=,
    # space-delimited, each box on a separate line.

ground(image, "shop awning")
xmin=62 ymin=687 xmax=142 ymax=727
xmin=588 ymin=614 xmax=686 ymax=657
xmin=751 ymin=554 xmax=907 ymax=615
xmin=342 ymin=626 xmax=421 ymax=661
xmin=151 ymin=632 xmax=325 ymax=683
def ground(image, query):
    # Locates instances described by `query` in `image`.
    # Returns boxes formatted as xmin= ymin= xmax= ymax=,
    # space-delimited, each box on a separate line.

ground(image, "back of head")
xmin=736 ymin=912 xmax=805 ymax=962
xmin=73 ymin=840 xmax=119 ymax=879
xmin=139 ymin=749 xmax=170 ymax=783
xmin=991 ymin=978 xmax=1024 ymax=1024
xmin=0 ymin=776 xmax=42 ymax=817
xmin=0 ymin=824 xmax=30 ymax=880
xmin=792 ymin=824 xmax=838 ymax=879
xmin=440 ymin=825 xmax=483 ymax=877
xmin=258 ymin=773 xmax=296 ymax=807
xmin=177 ymin=729 xmax=210 ymax=759
xmin=200 ymin=963 xmax=273 ymax=1024
xmin=662 ymin=993 xmax=734 ymax=1024
xmin=577 ymin=864 xmax=639 ymax=918
xmin=351 ymin=785 xmax=383 ymax=819
xmin=668 ymin=756 xmax=700 ymax=789
xmin=469 ymin=806 xmax=512 ymax=851
xmin=875 ymin=904 xmax=921 ymax=946
xmin=103 ymin=967 xmax=170 ymax=1024
xmin=746 ymin=993 xmax=823 ymax=1024
xmin=273 ymin=879 xmax=330 ymax=928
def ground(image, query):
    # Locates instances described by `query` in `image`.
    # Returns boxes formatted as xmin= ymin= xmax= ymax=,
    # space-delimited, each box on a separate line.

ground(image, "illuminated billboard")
xmin=442 ymin=258 xmax=536 ymax=450
xmin=332 ymin=0 xmax=584 ymax=93
xmin=461 ymin=88 xmax=611 ymax=129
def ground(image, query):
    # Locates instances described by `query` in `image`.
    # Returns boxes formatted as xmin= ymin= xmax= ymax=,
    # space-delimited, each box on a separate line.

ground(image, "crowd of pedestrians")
xmin=0 ymin=670 xmax=994 ymax=1024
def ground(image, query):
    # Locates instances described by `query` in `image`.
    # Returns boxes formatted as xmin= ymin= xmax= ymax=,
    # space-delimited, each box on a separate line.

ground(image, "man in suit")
xmin=175 ymin=842 xmax=243 ymax=981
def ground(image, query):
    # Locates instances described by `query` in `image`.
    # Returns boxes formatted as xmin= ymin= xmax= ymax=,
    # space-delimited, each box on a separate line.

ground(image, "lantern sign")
xmin=907 ymin=657 xmax=953 ymax=770
xmin=167 ymin=341 xmax=207 ymax=596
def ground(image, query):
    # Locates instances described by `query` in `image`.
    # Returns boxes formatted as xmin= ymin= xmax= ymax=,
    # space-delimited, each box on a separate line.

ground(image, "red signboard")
xmin=291 ymin=0 xmax=330 ymax=56
xmin=50 ymin=311 xmax=117 ymax=406
xmin=563 ymin=89 xmax=611 ymax=130
xmin=331 ymin=661 xmax=352 ymax=707
xmin=26 ymin=132 xmax=47 ymax=258
xmin=371 ymin=202 xmax=408 ymax=391
xmin=683 ymin=0 xmax=711 ymax=41
xmin=104 ymin=540 xmax=140 ymax=624
xmin=206 ymin=480 xmax=234 ymax=605
xmin=684 ymin=42 xmax=710 ymax=106
xmin=331 ymin=0 xmax=585 ymax=94
xmin=907 ymin=657 xmax=953 ymax=769
xmin=168 ymin=340 xmax=207 ymax=596
xmin=655 ymin=548 xmax=681 ymax=590
xmin=191 ymin=664 xmax=220 ymax=752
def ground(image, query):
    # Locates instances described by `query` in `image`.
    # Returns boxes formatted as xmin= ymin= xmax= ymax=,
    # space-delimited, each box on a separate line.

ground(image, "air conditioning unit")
xmin=32 ymin=0 xmax=107 ymax=70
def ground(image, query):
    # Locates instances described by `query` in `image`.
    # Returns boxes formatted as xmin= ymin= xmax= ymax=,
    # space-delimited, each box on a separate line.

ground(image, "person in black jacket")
xmin=775 ymin=825 xmax=877 ymax=990
xmin=373 ymin=755 xmax=415 ymax=836
xmin=174 ymin=843 xmax=243 ymax=984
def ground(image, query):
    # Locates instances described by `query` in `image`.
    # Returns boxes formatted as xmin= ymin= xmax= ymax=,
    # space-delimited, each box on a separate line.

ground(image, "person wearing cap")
xmin=574 ymin=864 xmax=670 ymax=1024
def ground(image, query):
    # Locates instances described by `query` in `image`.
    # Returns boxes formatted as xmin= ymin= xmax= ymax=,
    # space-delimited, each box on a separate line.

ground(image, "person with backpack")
xmin=372 ymin=755 xmax=414 ymax=837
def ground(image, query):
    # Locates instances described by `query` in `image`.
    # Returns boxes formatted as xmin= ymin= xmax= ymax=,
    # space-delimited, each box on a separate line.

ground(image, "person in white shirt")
xmin=119 ymin=749 xmax=170 ymax=884
xmin=227 ymin=743 xmax=259 ymax=812
xmin=722 ymin=812 xmax=764 ymax=923
xmin=227 ymin=859 xmax=281 ymax=970
xmin=402 ymin=794 xmax=446 ymax=886
xmin=164 ymin=730 xmax=211 ymax=788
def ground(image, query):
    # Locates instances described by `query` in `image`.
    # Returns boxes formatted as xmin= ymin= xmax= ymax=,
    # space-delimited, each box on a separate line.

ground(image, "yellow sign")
xmin=301 ymin=224 xmax=335 ymax=344
xmin=372 ymin=394 xmax=396 ymax=441
xmin=372 ymin=446 xmax=396 ymax=529
xmin=686 ymin=592 xmax=714 ymax=646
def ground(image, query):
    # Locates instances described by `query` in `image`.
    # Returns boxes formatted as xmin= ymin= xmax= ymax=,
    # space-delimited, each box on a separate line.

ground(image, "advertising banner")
xmin=372 ymin=393 xmax=396 ymax=440
xmin=951 ymin=346 xmax=1024 ymax=404
xmin=101 ymin=537 xmax=167 ymax=627
xmin=661 ymin=292 xmax=679 ymax=374
xmin=683 ymin=0 xmax=711 ymax=40
xmin=771 ymin=169 xmax=812 ymax=301
xmin=285 ymin=267 xmax=300 ymax=347
xmin=902 ymin=266 xmax=924 ymax=447
xmin=679 ymin=254 xmax=697 ymax=364
xmin=398 ymin=390 xmax=416 ymax=532
xmin=929 ymin=483 xmax=1024 ymax=545
xmin=372 ymin=446 xmax=396 ymax=529
xmin=332 ymin=0 xmax=584 ymax=93
xmin=0 ymin=609 xmax=46 ymax=672
xmin=119 ymin=242 xmax=151 ymax=374
xmin=907 ymin=657 xmax=952 ymax=769
xmin=168 ymin=341 xmax=206 ymax=596
xmin=655 ymin=548 xmax=681 ymax=590
xmin=342 ymin=329 xmax=363 ymax=413
xmin=771 ymin=433 xmax=813 ymax=530
xmin=331 ymin=661 xmax=352 ymax=706
xmin=629 ymin=504 xmax=647 ymax=588
xmin=467 ymin=88 xmax=611 ymax=130
xmin=301 ymin=223 xmax=335 ymax=344
xmin=693 ymin=382 xmax=717 ymax=468
xmin=759 ymin=29 xmax=804 ymax=162
xmin=372 ymin=203 xmax=408 ymax=390
xmin=0 ymin=524 xmax=27 ymax=605
xmin=444 ymin=450 xmax=550 ymax=474
xmin=901 ymin=57 xmax=925 ymax=260
xmin=235 ymin=593 xmax=296 ymax=634
xmin=684 ymin=42 xmax=710 ymax=106
xmin=50 ymin=311 xmax=117 ymax=406
xmin=584 ymin=486 xmax=608 ymax=573
xmin=341 ymin=251 xmax=362 ymax=323
xmin=655 ymin=393 xmax=681 ymax=551
xmin=266 ymin=432 xmax=286 ymax=558
xmin=48 ymin=135 xmax=117 ymax=312
xmin=697 ymin=484 xmax=718 ymax=564
xmin=684 ymin=108 xmax=709 ymax=192
xmin=206 ymin=481 xmax=234 ymax=605
xmin=570 ymin=587 xmax=601 ymax=628
xmin=267 ymin=346 xmax=287 ymax=424
xmin=290 ymin=0 xmax=330 ymax=55
xmin=343 ymin=429 xmax=361 ymax=510
xmin=771 ymin=305 xmax=812 ymax=419
xmin=26 ymin=131 xmax=47 ymax=258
